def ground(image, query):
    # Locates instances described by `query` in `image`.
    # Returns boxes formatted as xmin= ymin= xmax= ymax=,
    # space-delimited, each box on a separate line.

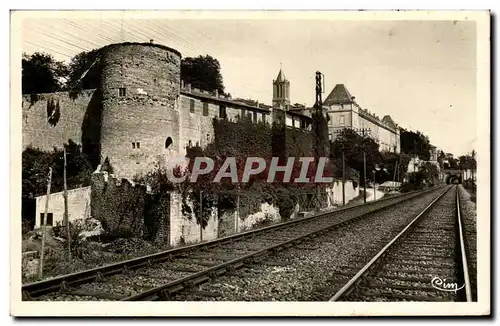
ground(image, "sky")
xmin=21 ymin=15 xmax=478 ymax=157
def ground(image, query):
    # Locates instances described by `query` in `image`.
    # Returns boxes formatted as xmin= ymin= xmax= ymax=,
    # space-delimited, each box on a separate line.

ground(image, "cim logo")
xmin=431 ymin=276 xmax=465 ymax=293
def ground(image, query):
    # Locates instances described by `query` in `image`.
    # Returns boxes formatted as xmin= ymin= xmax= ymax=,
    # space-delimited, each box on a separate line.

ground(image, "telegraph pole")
xmin=199 ymin=190 xmax=203 ymax=243
xmin=315 ymin=71 xmax=324 ymax=108
xmin=63 ymin=147 xmax=70 ymax=261
xmin=313 ymin=71 xmax=324 ymax=211
xmin=342 ymin=149 xmax=346 ymax=206
xmin=334 ymin=129 xmax=346 ymax=206
xmin=358 ymin=128 xmax=371 ymax=203
xmin=373 ymin=169 xmax=376 ymax=201
xmin=235 ymin=186 xmax=240 ymax=233
xmin=39 ymin=167 xmax=52 ymax=279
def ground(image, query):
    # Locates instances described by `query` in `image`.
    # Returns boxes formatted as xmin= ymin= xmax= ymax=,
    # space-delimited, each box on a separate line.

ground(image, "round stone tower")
xmin=99 ymin=42 xmax=182 ymax=179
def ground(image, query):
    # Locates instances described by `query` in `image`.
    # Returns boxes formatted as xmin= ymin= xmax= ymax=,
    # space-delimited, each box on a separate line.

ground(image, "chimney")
xmin=256 ymin=100 xmax=259 ymax=108
xmin=186 ymin=83 xmax=191 ymax=92
xmin=181 ymin=79 xmax=184 ymax=88
xmin=150 ymin=39 xmax=154 ymax=43
xmin=215 ymin=89 xmax=218 ymax=97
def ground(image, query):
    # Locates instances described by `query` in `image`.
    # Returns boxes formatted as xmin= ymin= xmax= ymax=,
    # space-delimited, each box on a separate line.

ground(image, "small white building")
xmin=35 ymin=186 xmax=91 ymax=228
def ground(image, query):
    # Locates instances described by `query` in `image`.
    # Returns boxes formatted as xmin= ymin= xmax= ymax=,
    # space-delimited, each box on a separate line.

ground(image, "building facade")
xmin=322 ymin=84 xmax=401 ymax=153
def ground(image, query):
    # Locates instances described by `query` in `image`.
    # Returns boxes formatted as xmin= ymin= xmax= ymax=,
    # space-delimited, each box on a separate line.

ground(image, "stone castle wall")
xmin=22 ymin=90 xmax=96 ymax=151
xmin=99 ymin=43 xmax=182 ymax=179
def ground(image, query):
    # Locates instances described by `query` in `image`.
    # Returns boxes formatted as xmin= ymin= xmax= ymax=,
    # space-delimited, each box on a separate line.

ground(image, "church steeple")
xmin=273 ymin=65 xmax=290 ymax=109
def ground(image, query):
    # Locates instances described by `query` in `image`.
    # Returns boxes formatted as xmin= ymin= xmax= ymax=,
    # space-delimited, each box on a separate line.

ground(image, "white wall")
xmin=325 ymin=180 xmax=359 ymax=207
xmin=169 ymin=192 xmax=219 ymax=246
xmin=35 ymin=186 xmax=91 ymax=228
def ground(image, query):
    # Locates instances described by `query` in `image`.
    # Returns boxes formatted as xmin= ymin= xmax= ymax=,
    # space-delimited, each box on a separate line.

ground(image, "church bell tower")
xmin=272 ymin=66 xmax=290 ymax=109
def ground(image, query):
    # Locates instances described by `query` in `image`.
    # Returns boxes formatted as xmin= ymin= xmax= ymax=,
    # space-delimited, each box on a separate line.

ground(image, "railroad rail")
xmin=328 ymin=185 xmax=475 ymax=302
xmin=23 ymin=187 xmax=441 ymax=301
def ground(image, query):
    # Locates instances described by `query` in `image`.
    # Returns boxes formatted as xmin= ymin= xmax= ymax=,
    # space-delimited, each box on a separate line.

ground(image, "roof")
xmin=233 ymin=98 xmax=272 ymax=110
xmin=288 ymin=106 xmax=312 ymax=118
xmin=382 ymin=115 xmax=397 ymax=128
xmin=181 ymin=91 xmax=272 ymax=113
xmin=323 ymin=84 xmax=355 ymax=105
xmin=100 ymin=42 xmax=182 ymax=58
xmin=275 ymin=69 xmax=286 ymax=82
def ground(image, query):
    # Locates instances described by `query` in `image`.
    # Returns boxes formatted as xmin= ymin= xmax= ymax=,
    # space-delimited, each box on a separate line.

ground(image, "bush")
xmin=22 ymin=219 xmax=31 ymax=236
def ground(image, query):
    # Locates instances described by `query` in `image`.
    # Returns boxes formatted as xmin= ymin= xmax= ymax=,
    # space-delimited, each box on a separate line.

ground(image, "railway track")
xmin=23 ymin=187 xmax=440 ymax=301
xmin=329 ymin=185 xmax=475 ymax=302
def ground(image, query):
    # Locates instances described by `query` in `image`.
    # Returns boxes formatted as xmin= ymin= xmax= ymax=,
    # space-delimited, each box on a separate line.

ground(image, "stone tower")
xmin=272 ymin=67 xmax=290 ymax=109
xmin=99 ymin=42 xmax=182 ymax=179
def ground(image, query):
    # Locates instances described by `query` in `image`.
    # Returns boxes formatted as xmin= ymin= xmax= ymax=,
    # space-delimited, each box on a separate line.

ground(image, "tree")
xmin=420 ymin=162 xmax=440 ymax=185
xmin=181 ymin=55 xmax=225 ymax=94
xmin=67 ymin=49 xmax=101 ymax=90
xmin=446 ymin=157 xmax=459 ymax=169
xmin=400 ymin=129 xmax=432 ymax=161
xmin=330 ymin=129 xmax=382 ymax=185
xmin=22 ymin=52 xmax=68 ymax=94
xmin=22 ymin=140 xmax=92 ymax=199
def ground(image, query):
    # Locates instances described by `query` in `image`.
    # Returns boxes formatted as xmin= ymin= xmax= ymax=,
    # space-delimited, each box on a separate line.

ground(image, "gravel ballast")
xmin=458 ymin=185 xmax=477 ymax=300
xmin=172 ymin=188 xmax=448 ymax=301
xmin=32 ymin=188 xmax=442 ymax=301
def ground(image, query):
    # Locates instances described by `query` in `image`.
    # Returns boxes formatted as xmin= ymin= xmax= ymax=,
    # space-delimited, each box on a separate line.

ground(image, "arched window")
xmin=165 ymin=137 xmax=173 ymax=149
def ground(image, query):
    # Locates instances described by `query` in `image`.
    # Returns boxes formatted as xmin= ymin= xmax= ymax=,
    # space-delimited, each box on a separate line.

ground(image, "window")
xmin=190 ymin=99 xmax=195 ymax=113
xmin=253 ymin=111 xmax=258 ymax=122
xmin=203 ymin=102 xmax=209 ymax=116
xmin=262 ymin=113 xmax=266 ymax=123
xmin=241 ymin=109 xmax=246 ymax=118
xmin=219 ymin=105 xmax=227 ymax=119
xmin=300 ymin=119 xmax=306 ymax=129
xmin=165 ymin=137 xmax=173 ymax=149
xmin=40 ymin=213 xmax=53 ymax=226
xmin=119 ymin=88 xmax=126 ymax=97
xmin=136 ymin=142 xmax=140 ymax=149
xmin=292 ymin=118 xmax=296 ymax=127
xmin=339 ymin=115 xmax=345 ymax=126
xmin=132 ymin=142 xmax=136 ymax=149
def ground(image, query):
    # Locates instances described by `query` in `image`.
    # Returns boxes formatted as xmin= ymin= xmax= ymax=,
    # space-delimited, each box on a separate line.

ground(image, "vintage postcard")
xmin=10 ymin=10 xmax=490 ymax=316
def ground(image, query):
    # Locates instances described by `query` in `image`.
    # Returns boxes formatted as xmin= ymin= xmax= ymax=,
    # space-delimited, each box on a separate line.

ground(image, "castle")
xmin=22 ymin=42 xmax=314 ymax=180
xmin=23 ymin=42 xmax=400 ymax=245
xmin=23 ymin=42 xmax=401 ymax=180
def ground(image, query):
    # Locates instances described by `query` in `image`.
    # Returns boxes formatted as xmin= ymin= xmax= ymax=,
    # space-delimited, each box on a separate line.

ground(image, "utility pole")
xmin=364 ymin=151 xmax=367 ymax=202
xmin=199 ymin=190 xmax=203 ymax=243
xmin=342 ymin=149 xmax=346 ymax=206
xmin=38 ymin=167 xmax=52 ymax=279
xmin=235 ymin=186 xmax=240 ymax=233
xmin=357 ymin=128 xmax=371 ymax=203
xmin=63 ymin=147 xmax=71 ymax=261
xmin=314 ymin=71 xmax=324 ymax=211
xmin=334 ymin=129 xmax=346 ymax=206
xmin=314 ymin=71 xmax=324 ymax=108
xmin=392 ymin=159 xmax=398 ymax=191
